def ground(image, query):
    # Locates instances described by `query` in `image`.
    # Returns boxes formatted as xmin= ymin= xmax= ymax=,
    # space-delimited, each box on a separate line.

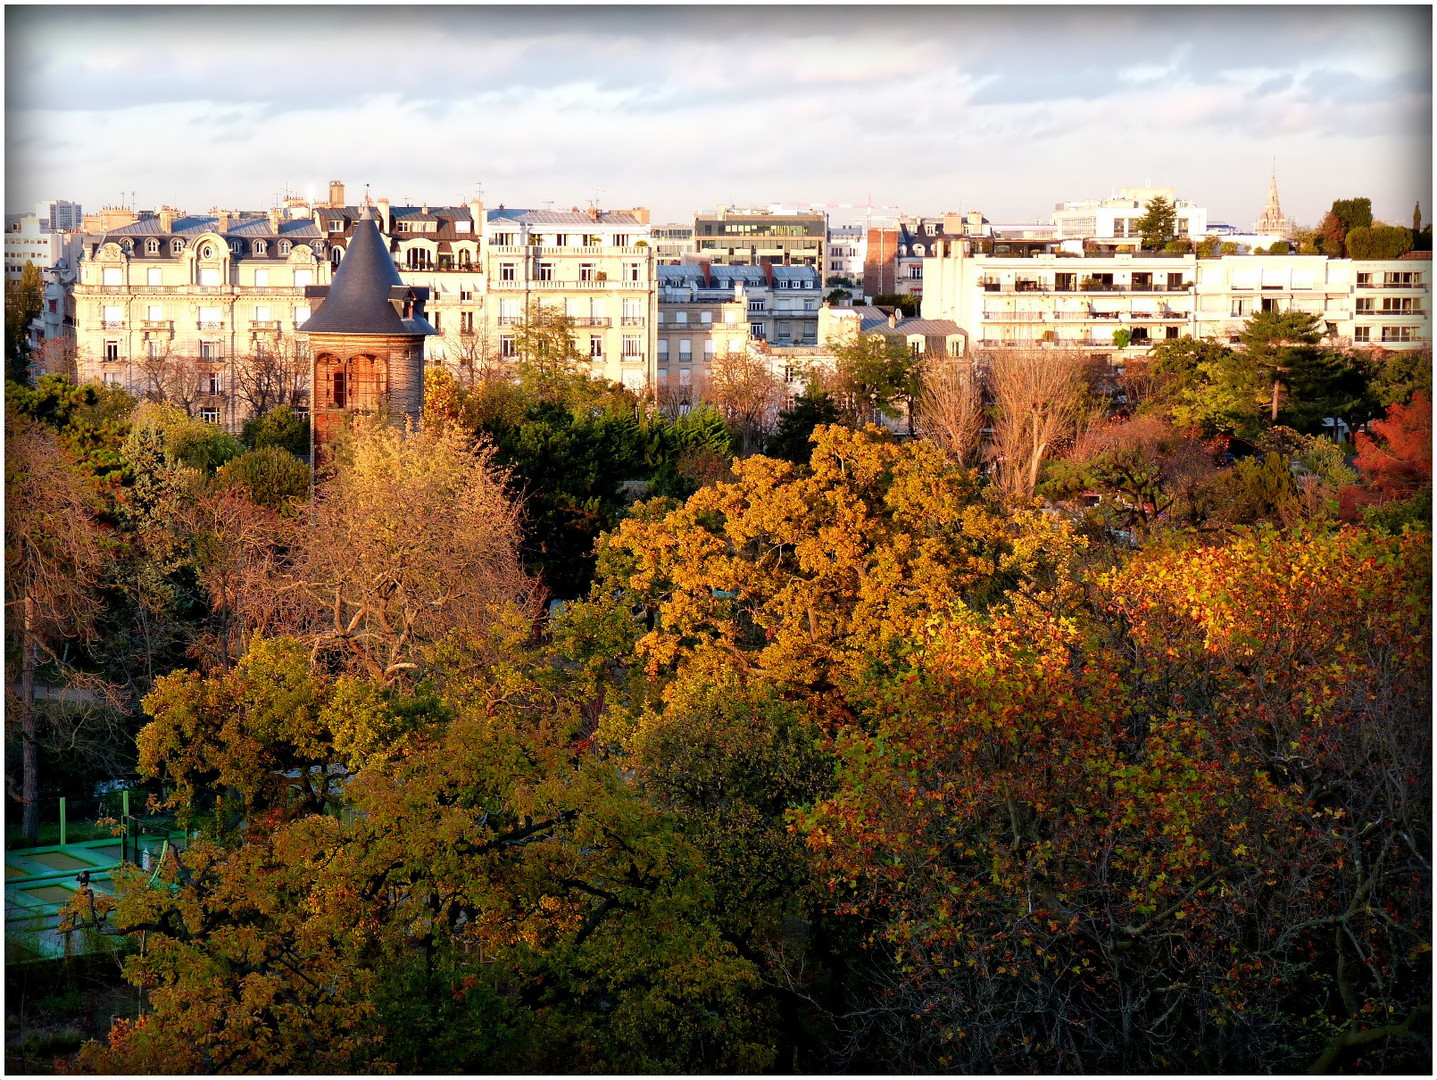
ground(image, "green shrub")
xmin=241 ymin=404 xmax=310 ymax=456
xmin=217 ymin=446 xmax=310 ymax=511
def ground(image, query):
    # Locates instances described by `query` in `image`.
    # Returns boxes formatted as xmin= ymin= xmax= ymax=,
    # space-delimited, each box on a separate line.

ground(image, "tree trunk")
xmin=21 ymin=592 xmax=39 ymax=844
xmin=1272 ymin=378 xmax=1282 ymax=423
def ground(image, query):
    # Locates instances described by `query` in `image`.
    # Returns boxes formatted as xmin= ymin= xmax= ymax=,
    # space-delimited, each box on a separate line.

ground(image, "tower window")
xmin=332 ymin=370 xmax=346 ymax=407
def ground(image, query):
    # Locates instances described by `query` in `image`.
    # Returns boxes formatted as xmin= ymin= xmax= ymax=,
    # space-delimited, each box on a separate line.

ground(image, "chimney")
xmin=268 ymin=208 xmax=282 ymax=233
xmin=888 ymin=311 xmax=898 ymax=329
xmin=377 ymin=198 xmax=390 ymax=233
xmin=217 ymin=211 xmax=231 ymax=233
xmin=329 ymin=180 xmax=345 ymax=207
xmin=587 ymin=204 xmax=599 ymax=222
xmin=699 ymin=259 xmax=711 ymax=288
xmin=158 ymin=207 xmax=175 ymax=233
xmin=762 ymin=261 xmax=774 ymax=288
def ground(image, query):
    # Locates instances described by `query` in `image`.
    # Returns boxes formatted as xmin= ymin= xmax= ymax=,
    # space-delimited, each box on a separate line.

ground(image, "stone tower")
xmin=1254 ymin=173 xmax=1292 ymax=237
xmin=299 ymin=205 xmax=435 ymax=465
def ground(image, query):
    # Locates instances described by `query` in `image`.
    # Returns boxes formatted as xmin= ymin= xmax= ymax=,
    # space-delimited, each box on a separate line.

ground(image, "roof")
xmin=486 ymin=207 xmax=645 ymax=227
xmin=300 ymin=212 xmax=427 ymax=336
xmin=851 ymin=306 xmax=963 ymax=337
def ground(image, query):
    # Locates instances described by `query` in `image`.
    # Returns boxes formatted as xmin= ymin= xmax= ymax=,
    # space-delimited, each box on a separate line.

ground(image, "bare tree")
xmin=133 ymin=342 xmax=207 ymax=415
xmin=29 ymin=335 xmax=78 ymax=381
xmin=232 ymin=335 xmax=310 ymax=418
xmin=985 ymin=347 xmax=1097 ymax=502
xmin=705 ymin=347 xmax=785 ymax=456
xmin=4 ymin=416 xmax=109 ymax=841
xmin=916 ymin=356 xmax=984 ymax=464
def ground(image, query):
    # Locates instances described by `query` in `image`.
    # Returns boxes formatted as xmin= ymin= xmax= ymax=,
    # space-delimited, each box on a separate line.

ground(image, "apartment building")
xmin=692 ymin=207 xmax=826 ymax=268
xmin=826 ymin=225 xmax=866 ymax=284
xmin=920 ymin=241 xmax=1430 ymax=356
xmin=5 ymin=213 xmax=82 ymax=280
xmin=651 ymin=223 xmax=695 ymax=262
xmin=73 ymin=210 xmax=332 ymax=428
xmin=478 ymin=206 xmax=655 ymax=390
xmin=655 ymin=262 xmax=823 ymax=395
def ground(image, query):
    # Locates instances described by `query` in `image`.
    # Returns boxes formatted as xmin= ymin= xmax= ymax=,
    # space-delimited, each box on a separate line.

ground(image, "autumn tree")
xmin=4 ymin=413 xmax=110 ymax=841
xmin=704 ymin=347 xmax=784 ymax=456
xmin=281 ymin=416 xmax=540 ymax=683
xmin=811 ymin=332 xmax=924 ymax=429
xmin=763 ymin=389 xmax=841 ymax=464
xmin=5 ymin=260 xmax=45 ymax=384
xmin=985 ymin=347 xmax=1096 ymax=501
xmin=513 ymin=301 xmax=587 ymax=398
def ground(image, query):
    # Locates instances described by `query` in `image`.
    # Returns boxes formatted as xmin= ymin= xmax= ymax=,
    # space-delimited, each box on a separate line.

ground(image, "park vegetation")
xmin=4 ymin=290 xmax=1431 ymax=1073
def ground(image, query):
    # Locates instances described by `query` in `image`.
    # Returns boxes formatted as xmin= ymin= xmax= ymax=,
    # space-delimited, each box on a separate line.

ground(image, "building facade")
xmin=1050 ymin=187 xmax=1209 ymax=249
xmin=692 ymin=207 xmax=826 ymax=268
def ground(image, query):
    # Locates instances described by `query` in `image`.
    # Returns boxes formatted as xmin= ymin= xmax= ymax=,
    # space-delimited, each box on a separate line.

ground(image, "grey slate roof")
xmin=852 ymin=306 xmax=963 ymax=337
xmin=299 ymin=213 xmax=434 ymax=337
xmin=487 ymin=207 xmax=644 ymax=227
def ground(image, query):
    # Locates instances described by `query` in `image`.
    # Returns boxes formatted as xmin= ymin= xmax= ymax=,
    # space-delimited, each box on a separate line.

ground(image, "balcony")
xmin=487 ymin=279 xmax=642 ymax=291
xmin=101 ymin=320 xmax=125 ymax=329
xmin=249 ymin=321 xmax=282 ymax=332
xmin=497 ymin=315 xmax=523 ymax=325
xmin=140 ymin=320 xmax=172 ymax=331
xmin=620 ymin=353 xmax=646 ymax=363
xmin=572 ymin=317 xmax=611 ymax=327
xmin=620 ymin=316 xmax=645 ymax=326
xmin=981 ymin=311 xmax=1045 ymax=322
xmin=198 ymin=321 xmax=223 ymax=331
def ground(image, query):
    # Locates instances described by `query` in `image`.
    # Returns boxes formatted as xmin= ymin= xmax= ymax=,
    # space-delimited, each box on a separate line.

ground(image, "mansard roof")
xmin=300 ymin=212 xmax=432 ymax=336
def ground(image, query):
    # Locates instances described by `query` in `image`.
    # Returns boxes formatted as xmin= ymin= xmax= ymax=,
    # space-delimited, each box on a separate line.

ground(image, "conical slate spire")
xmin=299 ymin=210 xmax=408 ymax=335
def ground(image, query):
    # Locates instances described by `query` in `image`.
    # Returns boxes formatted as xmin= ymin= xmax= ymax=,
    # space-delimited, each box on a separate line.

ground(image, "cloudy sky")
xmin=5 ymin=4 xmax=1431 ymax=229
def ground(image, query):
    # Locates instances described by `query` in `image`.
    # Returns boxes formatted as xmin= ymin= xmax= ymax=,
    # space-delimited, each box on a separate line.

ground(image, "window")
xmin=200 ymin=408 xmax=220 ymax=424
xmin=251 ymin=268 xmax=269 ymax=287
xmin=678 ymin=339 xmax=692 ymax=361
xmin=498 ymin=299 xmax=521 ymax=324
xmin=146 ymin=305 xmax=163 ymax=321
xmin=678 ymin=368 xmax=692 ymax=388
xmin=455 ymin=221 xmax=472 ymax=234
xmin=206 ymin=371 xmax=223 ymax=395
xmin=332 ymin=370 xmax=347 ymax=408
xmin=122 ymin=239 xmax=134 ymax=253
xmin=252 ymin=240 xmax=267 ymax=255
xmin=171 ymin=239 xmax=184 ymax=254
xmin=1354 ymin=326 xmax=1371 ymax=342
xmin=625 ymin=263 xmax=640 ymax=282
xmin=906 ymin=265 xmax=923 ymax=280
xmin=499 ymin=335 xmax=517 ymax=358
xmin=750 ymin=322 xmax=765 ymax=340
xmin=200 ymin=341 xmax=221 ymax=361
xmin=657 ymin=340 xmax=669 ymax=361
xmin=614 ymin=235 xmax=630 ymax=248
xmin=431 ymin=310 xmax=441 ymax=330
xmin=622 ymin=335 xmax=642 ymax=358
xmin=255 ymin=305 xmax=272 ymax=321
xmin=229 ymin=240 xmax=242 ymax=254
xmin=580 ymin=263 xmax=595 ymax=282
xmin=1356 ymin=273 xmax=1372 ymax=287
xmin=700 ymin=310 xmax=712 ymax=324
xmin=492 ymin=232 xmax=516 ymax=247
xmin=147 ymin=341 xmax=160 ymax=360
xmin=704 ymin=339 xmax=715 ymax=361
xmin=104 ymin=340 xmax=119 ymax=362
xmin=199 ymin=268 xmax=220 ymax=286
xmin=102 ymin=305 xmax=124 ymax=327
xmin=199 ymin=306 xmax=222 ymax=329
xmin=201 ymin=244 xmax=215 ymax=259
xmin=294 ymin=269 xmax=313 ymax=287
xmin=725 ymin=310 xmax=738 ymax=325
xmin=328 ymin=219 xmax=345 ymax=233
xmin=500 ymin=263 xmax=516 ymax=281
xmin=147 ymin=268 xmax=163 ymax=286
xmin=1381 ymin=326 xmax=1419 ymax=342
xmin=589 ymin=335 xmax=603 ymax=358
xmin=294 ymin=305 xmax=311 ymax=326
xmin=748 ymin=300 xmax=765 ymax=313
xmin=1230 ymin=298 xmax=1252 ymax=318
xmin=1384 ymin=272 xmax=1417 ymax=287
xmin=674 ymin=311 xmax=688 ymax=325
xmin=621 ymin=299 xmax=644 ymax=325
xmin=146 ymin=238 xmax=160 ymax=254
xmin=1356 ymin=297 xmax=1374 ymax=313
xmin=102 ymin=267 xmax=122 ymax=286
xmin=535 ymin=262 xmax=554 ymax=281
xmin=278 ymin=240 xmax=291 ymax=255
xmin=460 ymin=311 xmax=474 ymax=333
xmin=1382 ymin=297 xmax=1417 ymax=313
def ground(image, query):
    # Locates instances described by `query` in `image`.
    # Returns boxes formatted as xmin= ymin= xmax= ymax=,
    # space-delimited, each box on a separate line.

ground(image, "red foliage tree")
xmin=1341 ymin=393 xmax=1431 ymax=518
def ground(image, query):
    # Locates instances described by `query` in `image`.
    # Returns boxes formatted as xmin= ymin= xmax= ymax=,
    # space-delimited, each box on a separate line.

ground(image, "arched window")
xmin=122 ymin=238 xmax=134 ymax=252
xmin=146 ymin=238 xmax=160 ymax=254
xmin=457 ymin=249 xmax=472 ymax=269
xmin=313 ymin=241 xmax=325 ymax=256
xmin=172 ymin=239 xmax=184 ymax=254
xmin=913 ymin=244 xmax=925 ymax=256
xmin=332 ymin=247 xmax=343 ymax=267
xmin=278 ymin=240 xmax=291 ymax=255
xmin=252 ymin=240 xmax=267 ymax=255
xmin=230 ymin=240 xmax=242 ymax=254
xmin=201 ymin=244 xmax=214 ymax=259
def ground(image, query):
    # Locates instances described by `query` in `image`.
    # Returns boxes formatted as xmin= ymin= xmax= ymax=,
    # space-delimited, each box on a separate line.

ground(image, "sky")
xmin=5 ymin=4 xmax=1432 ymax=229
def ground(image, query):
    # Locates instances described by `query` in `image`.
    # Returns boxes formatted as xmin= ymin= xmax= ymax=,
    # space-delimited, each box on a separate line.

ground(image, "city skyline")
xmin=5 ymin=4 xmax=1432 ymax=228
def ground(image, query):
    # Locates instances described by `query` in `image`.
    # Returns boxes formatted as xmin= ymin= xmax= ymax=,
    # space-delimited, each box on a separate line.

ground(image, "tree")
xmin=1134 ymin=195 xmax=1177 ymax=251
xmin=231 ymin=336 xmax=310 ymax=419
xmin=1240 ymin=309 xmax=1369 ymax=431
xmin=5 ymin=261 xmax=45 ymax=384
xmin=1364 ymin=343 xmax=1433 ymax=407
xmin=216 ymin=446 xmax=310 ymax=512
xmin=4 ymin=413 xmax=109 ymax=841
xmin=1330 ymin=196 xmax=1374 ymax=234
xmin=127 ymin=400 xmax=243 ymax=473
xmin=1345 ymin=224 xmax=1414 ymax=260
xmin=1414 ymin=201 xmax=1423 ymax=234
xmin=763 ymin=389 xmax=841 ymax=464
xmin=1319 ymin=210 xmax=1348 ymax=257
xmin=985 ymin=347 xmax=1095 ymax=501
xmin=705 ymin=347 xmax=785 ymax=456
xmin=241 ymin=403 xmax=309 ymax=456
xmin=282 ymin=416 xmax=540 ymax=683
xmin=1349 ymin=393 xmax=1432 ymax=501
xmin=914 ymin=356 xmax=983 ymax=464
xmin=816 ymin=332 xmax=924 ymax=428
xmin=513 ymin=301 xmax=587 ymax=397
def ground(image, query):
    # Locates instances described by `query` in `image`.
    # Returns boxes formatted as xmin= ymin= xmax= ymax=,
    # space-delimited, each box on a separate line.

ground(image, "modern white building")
xmin=1050 ymin=186 xmax=1209 ymax=250
xmin=5 ymin=213 xmax=81 ymax=280
xmin=920 ymin=240 xmax=1430 ymax=357
xmin=825 ymin=225 xmax=866 ymax=284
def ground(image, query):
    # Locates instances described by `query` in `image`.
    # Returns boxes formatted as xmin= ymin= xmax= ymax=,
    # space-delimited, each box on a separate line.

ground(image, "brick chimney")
xmin=268 ymin=208 xmax=282 ymax=233
xmin=158 ymin=207 xmax=175 ymax=233
xmin=587 ymin=204 xmax=599 ymax=222
xmin=217 ymin=211 xmax=231 ymax=233
xmin=699 ymin=259 xmax=711 ymax=288
xmin=329 ymin=180 xmax=345 ymax=208
xmin=762 ymin=261 xmax=774 ymax=288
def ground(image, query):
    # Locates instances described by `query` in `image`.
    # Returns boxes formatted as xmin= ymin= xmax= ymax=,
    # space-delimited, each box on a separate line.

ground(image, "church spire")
xmin=1254 ymin=171 xmax=1292 ymax=237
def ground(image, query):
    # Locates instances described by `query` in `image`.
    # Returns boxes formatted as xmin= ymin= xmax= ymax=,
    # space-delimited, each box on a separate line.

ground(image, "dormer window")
xmin=252 ymin=240 xmax=266 ymax=255
xmin=278 ymin=240 xmax=291 ymax=255
xmin=146 ymin=238 xmax=160 ymax=254
xmin=122 ymin=239 xmax=134 ymax=252
xmin=913 ymin=244 xmax=925 ymax=256
xmin=172 ymin=239 xmax=184 ymax=254
xmin=313 ymin=241 xmax=325 ymax=255
xmin=230 ymin=240 xmax=242 ymax=253
xmin=328 ymin=219 xmax=344 ymax=232
xmin=455 ymin=220 xmax=471 ymax=233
